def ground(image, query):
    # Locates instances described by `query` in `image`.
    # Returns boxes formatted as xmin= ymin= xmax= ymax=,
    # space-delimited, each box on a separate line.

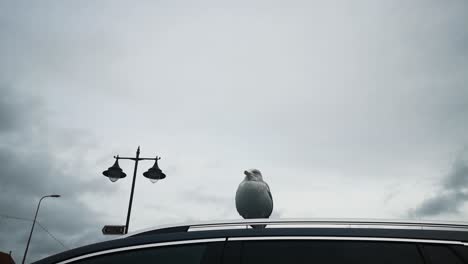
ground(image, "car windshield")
xmin=1 ymin=1 xmax=467 ymax=263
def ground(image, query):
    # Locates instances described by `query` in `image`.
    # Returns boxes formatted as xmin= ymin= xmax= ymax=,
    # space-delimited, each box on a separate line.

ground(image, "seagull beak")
xmin=244 ymin=170 xmax=253 ymax=180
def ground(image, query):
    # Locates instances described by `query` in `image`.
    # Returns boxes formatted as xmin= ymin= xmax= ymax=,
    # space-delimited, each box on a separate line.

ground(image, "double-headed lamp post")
xmin=22 ymin=194 xmax=60 ymax=264
xmin=102 ymin=146 xmax=166 ymax=234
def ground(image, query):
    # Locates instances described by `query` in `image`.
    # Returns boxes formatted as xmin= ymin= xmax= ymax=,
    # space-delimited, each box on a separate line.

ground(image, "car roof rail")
xmin=125 ymin=218 xmax=468 ymax=238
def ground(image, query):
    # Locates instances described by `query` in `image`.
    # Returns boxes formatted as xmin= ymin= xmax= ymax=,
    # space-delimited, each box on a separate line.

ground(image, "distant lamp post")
xmin=102 ymin=146 xmax=166 ymax=234
xmin=22 ymin=194 xmax=61 ymax=264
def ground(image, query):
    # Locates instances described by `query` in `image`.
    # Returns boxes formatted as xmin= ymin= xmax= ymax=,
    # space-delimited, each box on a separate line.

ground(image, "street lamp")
xmin=102 ymin=157 xmax=126 ymax=182
xmin=143 ymin=157 xmax=166 ymax=183
xmin=22 ymin=194 xmax=60 ymax=264
xmin=102 ymin=146 xmax=166 ymax=234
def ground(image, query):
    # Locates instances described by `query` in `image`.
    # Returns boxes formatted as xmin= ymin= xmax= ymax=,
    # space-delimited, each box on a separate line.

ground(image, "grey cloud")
xmin=0 ymin=87 xmax=115 ymax=263
xmin=0 ymin=84 xmax=39 ymax=134
xmin=180 ymin=188 xmax=236 ymax=219
xmin=410 ymin=191 xmax=468 ymax=218
xmin=443 ymin=158 xmax=468 ymax=191
xmin=182 ymin=188 xmax=232 ymax=205
xmin=410 ymin=154 xmax=468 ymax=218
xmin=2 ymin=1 xmax=468 ymax=174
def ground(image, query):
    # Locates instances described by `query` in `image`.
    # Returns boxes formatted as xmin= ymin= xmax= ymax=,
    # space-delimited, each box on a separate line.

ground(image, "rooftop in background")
xmin=0 ymin=251 xmax=15 ymax=264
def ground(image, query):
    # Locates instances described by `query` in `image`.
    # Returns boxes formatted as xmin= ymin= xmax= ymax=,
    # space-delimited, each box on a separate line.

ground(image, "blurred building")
xmin=0 ymin=251 xmax=15 ymax=264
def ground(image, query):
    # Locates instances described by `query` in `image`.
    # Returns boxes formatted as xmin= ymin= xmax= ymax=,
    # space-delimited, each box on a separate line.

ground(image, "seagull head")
xmin=244 ymin=169 xmax=263 ymax=181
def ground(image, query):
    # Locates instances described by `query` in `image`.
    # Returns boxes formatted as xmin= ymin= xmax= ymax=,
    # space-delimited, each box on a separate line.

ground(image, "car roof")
xmin=34 ymin=218 xmax=468 ymax=264
xmin=125 ymin=218 xmax=468 ymax=236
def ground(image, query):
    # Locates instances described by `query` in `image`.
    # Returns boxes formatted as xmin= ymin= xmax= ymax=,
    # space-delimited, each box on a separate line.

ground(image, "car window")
xmin=423 ymin=245 xmax=465 ymax=264
xmin=70 ymin=243 xmax=222 ymax=264
xmin=241 ymin=240 xmax=424 ymax=264
xmin=452 ymin=246 xmax=468 ymax=263
xmin=223 ymin=241 xmax=242 ymax=264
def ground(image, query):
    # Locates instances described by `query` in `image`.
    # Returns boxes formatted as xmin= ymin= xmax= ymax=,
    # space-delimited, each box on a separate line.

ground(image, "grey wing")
xmin=235 ymin=184 xmax=249 ymax=219
xmin=265 ymin=182 xmax=273 ymax=203
xmin=238 ymin=209 xmax=249 ymax=219
xmin=264 ymin=182 xmax=273 ymax=218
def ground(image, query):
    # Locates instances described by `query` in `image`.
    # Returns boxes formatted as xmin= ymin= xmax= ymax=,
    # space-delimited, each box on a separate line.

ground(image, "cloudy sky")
xmin=1 ymin=0 xmax=468 ymax=262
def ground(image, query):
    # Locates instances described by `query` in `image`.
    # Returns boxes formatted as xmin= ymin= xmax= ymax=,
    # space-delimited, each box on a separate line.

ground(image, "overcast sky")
xmin=1 ymin=0 xmax=468 ymax=262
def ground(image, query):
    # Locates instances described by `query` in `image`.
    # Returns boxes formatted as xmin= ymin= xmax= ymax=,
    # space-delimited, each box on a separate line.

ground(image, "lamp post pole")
xmin=125 ymin=147 xmax=140 ymax=235
xmin=103 ymin=146 xmax=166 ymax=234
xmin=22 ymin=194 xmax=60 ymax=264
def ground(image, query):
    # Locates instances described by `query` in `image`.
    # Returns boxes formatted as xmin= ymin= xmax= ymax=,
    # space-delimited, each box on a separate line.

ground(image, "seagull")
xmin=235 ymin=169 xmax=273 ymax=228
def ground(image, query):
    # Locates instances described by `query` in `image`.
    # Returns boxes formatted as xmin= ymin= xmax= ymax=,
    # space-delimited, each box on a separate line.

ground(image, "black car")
xmin=33 ymin=219 xmax=468 ymax=264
